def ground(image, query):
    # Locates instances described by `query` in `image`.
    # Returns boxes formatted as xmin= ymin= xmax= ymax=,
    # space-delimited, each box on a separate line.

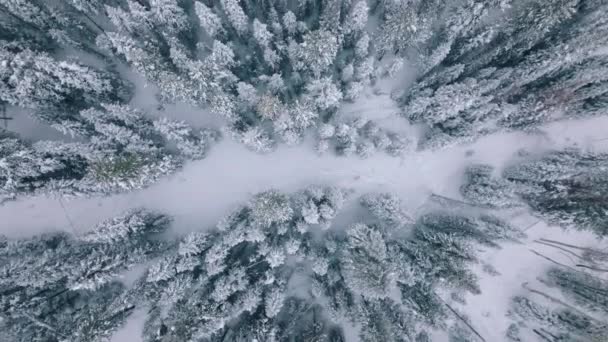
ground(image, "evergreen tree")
xmin=3 ymin=0 xmax=608 ymax=153
xmin=544 ymin=267 xmax=608 ymax=316
xmin=508 ymin=266 xmax=608 ymax=342
xmin=3 ymin=2 xmax=608 ymax=340
xmin=0 ymin=0 xmax=109 ymax=54
xmin=399 ymin=0 xmax=608 ymax=148
xmin=460 ymin=163 xmax=520 ymax=209
xmin=0 ymin=106 xmax=217 ymax=201
xmin=503 ymin=148 xmax=608 ymax=236
xmin=93 ymin=0 xmax=390 ymax=151
xmin=0 ymin=44 xmax=129 ymax=117
xmin=0 ymin=133 xmax=89 ymax=202
xmin=0 ymin=209 xmax=172 ymax=342
xmin=318 ymin=119 xmax=410 ymax=157
xmin=117 ymin=188 xmax=520 ymax=341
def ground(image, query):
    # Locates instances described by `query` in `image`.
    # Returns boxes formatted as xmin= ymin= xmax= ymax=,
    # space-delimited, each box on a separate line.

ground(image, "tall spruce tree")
xmin=503 ymin=148 xmax=608 ymax=236
xmin=0 ymin=209 xmax=173 ymax=342
xmin=0 ymin=106 xmax=217 ymax=201
xmin=399 ymin=0 xmax=608 ymax=148
xmin=110 ymin=188 xmax=523 ymax=341
xmin=508 ymin=264 xmax=608 ymax=342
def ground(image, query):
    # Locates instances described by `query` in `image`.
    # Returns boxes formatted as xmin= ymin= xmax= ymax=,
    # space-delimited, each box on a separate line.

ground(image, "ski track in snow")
xmin=2 ymin=109 xmax=608 ymax=341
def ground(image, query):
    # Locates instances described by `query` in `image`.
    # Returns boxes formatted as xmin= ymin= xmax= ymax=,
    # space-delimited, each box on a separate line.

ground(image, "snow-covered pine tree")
xmin=0 ymin=0 xmax=110 ymax=54
xmin=399 ymin=0 xmax=608 ymax=148
xmin=2 ymin=0 xmax=608 ymax=154
xmin=0 ymin=43 xmax=130 ymax=120
xmin=460 ymin=163 xmax=520 ymax=209
xmin=110 ymin=188 xmax=523 ymax=341
xmin=1 ymin=105 xmax=217 ymax=201
xmin=503 ymin=148 xmax=608 ymax=236
xmin=123 ymin=186 xmax=348 ymax=341
xmin=0 ymin=132 xmax=89 ymax=202
xmin=0 ymin=209 xmax=173 ymax=342
xmin=92 ymin=0 xmax=393 ymax=151
xmin=544 ymin=267 xmax=608 ymax=316
xmin=318 ymin=119 xmax=411 ymax=157
xmin=507 ymin=265 xmax=608 ymax=342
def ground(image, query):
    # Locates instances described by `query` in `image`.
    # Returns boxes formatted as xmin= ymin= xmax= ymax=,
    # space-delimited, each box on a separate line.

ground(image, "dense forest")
xmin=1 ymin=0 xmax=607 ymax=341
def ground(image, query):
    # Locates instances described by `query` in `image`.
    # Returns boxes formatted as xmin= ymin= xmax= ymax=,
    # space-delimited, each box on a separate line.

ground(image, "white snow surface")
xmin=2 ymin=91 xmax=608 ymax=341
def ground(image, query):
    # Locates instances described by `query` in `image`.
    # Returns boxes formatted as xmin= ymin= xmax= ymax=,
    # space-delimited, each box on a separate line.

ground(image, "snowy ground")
xmin=3 ymin=93 xmax=608 ymax=341
xmin=456 ymin=217 xmax=604 ymax=342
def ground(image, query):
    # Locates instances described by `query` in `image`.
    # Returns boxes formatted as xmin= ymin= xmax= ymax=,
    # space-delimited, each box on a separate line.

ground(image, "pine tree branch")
xmin=565 ymin=276 xmax=608 ymax=296
xmin=245 ymin=259 xmax=267 ymax=270
xmin=540 ymin=328 xmax=561 ymax=341
xmin=18 ymin=312 xmax=67 ymax=339
xmin=80 ymin=11 xmax=107 ymax=37
xmin=47 ymin=287 xmax=70 ymax=300
xmin=106 ymin=305 xmax=136 ymax=323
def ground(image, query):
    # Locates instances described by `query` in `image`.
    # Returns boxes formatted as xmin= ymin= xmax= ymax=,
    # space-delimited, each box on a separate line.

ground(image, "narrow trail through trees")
xmin=2 ymin=115 xmax=608 ymax=238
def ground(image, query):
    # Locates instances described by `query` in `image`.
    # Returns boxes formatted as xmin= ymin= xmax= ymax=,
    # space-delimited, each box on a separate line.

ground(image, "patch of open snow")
xmin=337 ymin=90 xmax=416 ymax=135
xmin=110 ymin=309 xmax=146 ymax=342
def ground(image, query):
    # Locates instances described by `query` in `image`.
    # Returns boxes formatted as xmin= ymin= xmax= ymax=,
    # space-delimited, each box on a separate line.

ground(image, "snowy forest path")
xmin=2 ymin=116 xmax=608 ymax=238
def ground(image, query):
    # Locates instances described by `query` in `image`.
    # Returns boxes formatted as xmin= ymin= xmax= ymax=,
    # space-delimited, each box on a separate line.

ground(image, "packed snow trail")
xmin=2 ymin=116 xmax=608 ymax=238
